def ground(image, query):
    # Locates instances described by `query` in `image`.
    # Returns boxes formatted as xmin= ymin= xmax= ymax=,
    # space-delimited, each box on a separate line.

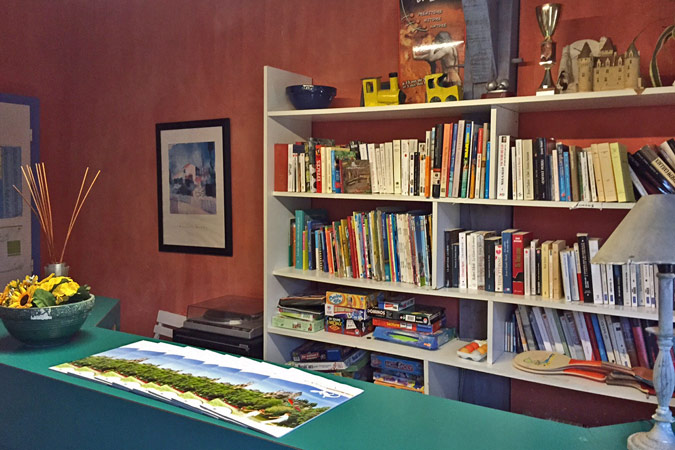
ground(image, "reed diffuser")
xmin=13 ymin=163 xmax=100 ymax=276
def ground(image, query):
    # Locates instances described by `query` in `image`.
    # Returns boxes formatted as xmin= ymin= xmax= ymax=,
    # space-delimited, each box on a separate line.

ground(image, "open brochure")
xmin=50 ymin=340 xmax=362 ymax=438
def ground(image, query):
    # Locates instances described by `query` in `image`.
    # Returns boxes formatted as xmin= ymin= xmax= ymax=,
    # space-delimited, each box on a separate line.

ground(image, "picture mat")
xmin=159 ymin=126 xmax=225 ymax=248
xmin=50 ymin=340 xmax=362 ymax=438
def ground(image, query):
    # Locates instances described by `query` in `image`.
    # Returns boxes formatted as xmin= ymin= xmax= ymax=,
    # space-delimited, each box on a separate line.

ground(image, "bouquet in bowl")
xmin=1 ymin=274 xmax=91 ymax=309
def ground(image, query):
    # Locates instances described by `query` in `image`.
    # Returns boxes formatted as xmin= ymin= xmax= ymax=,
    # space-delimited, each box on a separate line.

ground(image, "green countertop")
xmin=0 ymin=297 xmax=653 ymax=449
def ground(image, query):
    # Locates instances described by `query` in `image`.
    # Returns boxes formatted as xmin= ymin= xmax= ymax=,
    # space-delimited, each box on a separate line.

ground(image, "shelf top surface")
xmin=266 ymin=328 xmax=669 ymax=406
xmin=272 ymin=191 xmax=635 ymax=210
xmin=272 ymin=267 xmax=664 ymax=321
xmin=267 ymin=86 xmax=675 ymax=121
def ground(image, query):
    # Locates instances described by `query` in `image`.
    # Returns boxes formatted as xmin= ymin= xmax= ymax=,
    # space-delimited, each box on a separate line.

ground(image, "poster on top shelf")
xmin=399 ymin=0 xmax=520 ymax=102
xmin=399 ymin=0 xmax=466 ymax=104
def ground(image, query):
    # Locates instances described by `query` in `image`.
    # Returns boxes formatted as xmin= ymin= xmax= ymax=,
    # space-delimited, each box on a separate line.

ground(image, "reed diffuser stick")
xmin=14 ymin=164 xmax=100 ymax=265
xmin=59 ymin=169 xmax=100 ymax=263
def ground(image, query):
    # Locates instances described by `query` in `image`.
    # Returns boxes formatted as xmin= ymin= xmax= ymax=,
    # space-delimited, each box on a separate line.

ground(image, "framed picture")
xmin=156 ymin=118 xmax=232 ymax=256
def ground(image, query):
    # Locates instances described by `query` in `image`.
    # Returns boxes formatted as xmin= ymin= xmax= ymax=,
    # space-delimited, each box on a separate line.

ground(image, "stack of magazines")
xmin=50 ymin=340 xmax=362 ymax=437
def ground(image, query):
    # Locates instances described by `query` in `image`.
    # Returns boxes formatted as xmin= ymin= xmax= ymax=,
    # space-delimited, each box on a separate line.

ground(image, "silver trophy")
xmin=536 ymin=3 xmax=561 ymax=94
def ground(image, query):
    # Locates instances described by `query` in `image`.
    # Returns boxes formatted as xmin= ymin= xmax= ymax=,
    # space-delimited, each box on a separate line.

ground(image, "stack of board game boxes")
xmin=371 ymin=353 xmax=424 ymax=393
xmin=273 ymin=293 xmax=325 ymax=333
xmin=287 ymin=342 xmax=372 ymax=381
xmin=368 ymin=296 xmax=454 ymax=350
xmin=324 ymin=289 xmax=380 ymax=336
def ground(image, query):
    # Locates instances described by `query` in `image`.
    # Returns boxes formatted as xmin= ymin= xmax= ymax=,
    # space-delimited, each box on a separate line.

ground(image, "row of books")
xmin=630 ymin=140 xmax=675 ymax=195
xmin=276 ymin=129 xmax=675 ymax=203
xmin=505 ymin=305 xmax=659 ymax=370
xmin=496 ymin=138 xmax=636 ymax=202
xmin=443 ymin=229 xmax=659 ymax=307
xmin=290 ymin=208 xmax=433 ymax=287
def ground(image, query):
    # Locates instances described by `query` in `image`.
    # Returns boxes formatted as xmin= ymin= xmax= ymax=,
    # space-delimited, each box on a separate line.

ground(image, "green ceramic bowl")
xmin=0 ymin=295 xmax=95 ymax=346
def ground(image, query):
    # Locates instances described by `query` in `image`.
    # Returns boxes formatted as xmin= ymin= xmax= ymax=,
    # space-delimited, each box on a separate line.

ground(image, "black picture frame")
xmin=156 ymin=118 xmax=232 ymax=256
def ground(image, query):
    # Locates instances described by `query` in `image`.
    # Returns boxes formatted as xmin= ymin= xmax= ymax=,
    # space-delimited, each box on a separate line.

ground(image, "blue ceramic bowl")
xmin=286 ymin=85 xmax=337 ymax=110
xmin=0 ymin=295 xmax=95 ymax=346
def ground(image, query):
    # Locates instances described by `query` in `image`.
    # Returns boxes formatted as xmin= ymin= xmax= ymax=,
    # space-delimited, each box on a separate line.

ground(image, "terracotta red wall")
xmin=1 ymin=0 xmax=674 ymax=426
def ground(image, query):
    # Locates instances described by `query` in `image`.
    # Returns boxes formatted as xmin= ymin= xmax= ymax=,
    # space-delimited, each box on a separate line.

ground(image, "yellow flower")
xmin=6 ymin=285 xmax=35 ymax=309
xmin=52 ymin=281 xmax=80 ymax=304
xmin=1 ymin=279 xmax=20 ymax=306
xmin=37 ymin=275 xmax=69 ymax=293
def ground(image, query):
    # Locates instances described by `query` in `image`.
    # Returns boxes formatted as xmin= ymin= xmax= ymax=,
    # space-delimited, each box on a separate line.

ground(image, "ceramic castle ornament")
xmin=558 ymin=37 xmax=643 ymax=93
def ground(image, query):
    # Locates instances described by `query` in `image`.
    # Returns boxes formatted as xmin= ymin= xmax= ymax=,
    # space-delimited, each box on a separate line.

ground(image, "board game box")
xmin=370 ymin=353 xmax=423 ymax=376
xmin=287 ymin=349 xmax=369 ymax=371
xmin=325 ymin=316 xmax=374 ymax=337
xmin=372 ymin=315 xmax=445 ymax=334
xmin=291 ymin=341 xmax=351 ymax=362
xmin=271 ymin=315 xmax=323 ymax=333
xmin=325 ymin=304 xmax=368 ymax=321
xmin=377 ymin=294 xmax=415 ymax=312
xmin=373 ymin=327 xmax=454 ymax=350
xmin=367 ymin=304 xmax=445 ymax=325
xmin=373 ymin=371 xmax=424 ymax=390
xmin=325 ymin=289 xmax=383 ymax=310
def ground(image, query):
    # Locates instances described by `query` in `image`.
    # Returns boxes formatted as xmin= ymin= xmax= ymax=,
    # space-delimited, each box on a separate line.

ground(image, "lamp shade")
xmin=592 ymin=194 xmax=675 ymax=265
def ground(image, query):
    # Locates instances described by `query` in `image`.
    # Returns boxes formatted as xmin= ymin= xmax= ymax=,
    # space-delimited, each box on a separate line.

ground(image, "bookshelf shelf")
xmin=267 ymin=325 xmax=671 ymax=406
xmin=263 ymin=66 xmax=673 ymax=408
xmin=268 ymin=86 xmax=675 ymax=121
xmin=273 ymin=191 xmax=634 ymax=210
xmin=273 ymin=267 xmax=666 ymax=321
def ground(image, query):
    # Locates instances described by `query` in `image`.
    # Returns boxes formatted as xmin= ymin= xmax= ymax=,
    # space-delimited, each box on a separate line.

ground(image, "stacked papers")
xmin=50 ymin=340 xmax=362 ymax=437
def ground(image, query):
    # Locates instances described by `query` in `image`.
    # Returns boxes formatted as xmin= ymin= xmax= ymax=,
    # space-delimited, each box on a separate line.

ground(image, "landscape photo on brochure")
xmin=50 ymin=340 xmax=362 ymax=438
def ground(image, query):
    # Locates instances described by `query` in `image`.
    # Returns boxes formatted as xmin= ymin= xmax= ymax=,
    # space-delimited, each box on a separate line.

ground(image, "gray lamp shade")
xmin=592 ymin=194 xmax=675 ymax=265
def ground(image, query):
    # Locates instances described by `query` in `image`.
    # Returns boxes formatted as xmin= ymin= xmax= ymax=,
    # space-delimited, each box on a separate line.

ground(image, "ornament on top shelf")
xmin=557 ymin=37 xmax=643 ymax=94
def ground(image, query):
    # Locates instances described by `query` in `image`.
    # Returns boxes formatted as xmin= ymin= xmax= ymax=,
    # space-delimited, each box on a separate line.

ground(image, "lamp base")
xmin=627 ymin=422 xmax=675 ymax=450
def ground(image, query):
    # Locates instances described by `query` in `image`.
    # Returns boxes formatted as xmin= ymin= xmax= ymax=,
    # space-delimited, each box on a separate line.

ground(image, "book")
xmin=496 ymin=135 xmax=514 ymax=199
xmin=517 ymin=305 xmax=536 ymax=351
xmin=393 ymin=140 xmax=402 ymax=194
xmin=568 ymin=145 xmax=580 ymax=202
xmin=609 ymin=142 xmax=635 ymax=202
xmin=501 ymin=229 xmax=519 ymax=294
xmin=440 ymin=125 xmax=452 ymax=198
xmin=543 ymin=308 xmax=567 ymax=356
xmin=630 ymin=317 xmax=649 ymax=368
xmin=576 ymin=234 xmax=593 ymax=302
xmin=431 ymin=124 xmax=443 ymax=198
xmin=484 ymin=236 xmax=501 ymax=292
xmin=452 ymin=121 xmax=465 ymax=198
xmin=514 ymin=308 xmax=529 ymax=352
xmin=444 ymin=229 xmax=462 ymax=287
xmin=590 ymin=313 xmax=609 ymax=362
xmin=596 ymin=143 xmax=617 ymax=201
xmin=540 ymin=241 xmax=552 ymax=298
xmin=522 ymin=139 xmax=535 ymax=201
xmin=590 ymin=144 xmax=606 ymax=202
xmin=531 ymin=307 xmax=553 ymax=351
xmin=639 ymin=145 xmax=675 ymax=189
xmin=512 ymin=231 xmax=531 ymax=295
xmin=619 ymin=316 xmax=639 ymax=368
xmin=550 ymin=240 xmax=566 ymax=299
xmin=572 ymin=311 xmax=593 ymax=361
xmin=495 ymin=244 xmax=503 ymax=292
xmin=610 ymin=317 xmax=631 ymax=368
xmin=597 ymin=314 xmax=617 ymax=363
xmin=515 ymin=139 xmax=524 ymax=200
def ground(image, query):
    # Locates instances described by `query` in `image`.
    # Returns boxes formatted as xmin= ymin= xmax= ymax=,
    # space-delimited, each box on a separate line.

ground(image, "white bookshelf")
xmin=263 ymin=66 xmax=673 ymax=406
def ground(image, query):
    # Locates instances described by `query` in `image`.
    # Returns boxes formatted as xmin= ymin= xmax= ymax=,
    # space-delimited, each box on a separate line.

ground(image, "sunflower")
xmin=52 ymin=281 xmax=80 ymax=305
xmin=37 ymin=275 xmax=66 ymax=293
xmin=6 ymin=284 xmax=35 ymax=309
xmin=1 ymin=279 xmax=20 ymax=306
